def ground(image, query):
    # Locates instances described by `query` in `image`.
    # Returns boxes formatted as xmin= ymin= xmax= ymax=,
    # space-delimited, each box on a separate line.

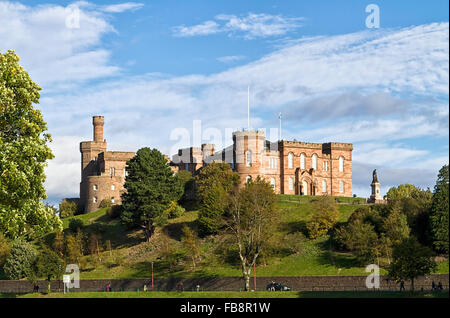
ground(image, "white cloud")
xmin=172 ymin=13 xmax=304 ymax=39
xmin=217 ymin=55 xmax=246 ymax=63
xmin=101 ymin=2 xmax=143 ymax=13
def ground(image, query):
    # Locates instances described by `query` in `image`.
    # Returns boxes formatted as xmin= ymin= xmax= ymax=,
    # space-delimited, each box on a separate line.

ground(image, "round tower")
xmin=233 ymin=130 xmax=266 ymax=184
xmin=93 ymin=116 xmax=104 ymax=142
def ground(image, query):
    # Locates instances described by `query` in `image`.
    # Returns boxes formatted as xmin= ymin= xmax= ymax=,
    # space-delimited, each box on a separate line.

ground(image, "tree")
xmin=52 ymin=231 xmax=65 ymax=258
xmin=181 ymin=226 xmax=201 ymax=269
xmin=0 ymin=233 xmax=11 ymax=269
xmin=35 ymin=247 xmax=65 ymax=293
xmin=121 ymin=148 xmax=182 ymax=242
xmin=385 ymin=184 xmax=426 ymax=201
xmin=59 ymin=200 xmax=78 ymax=218
xmin=65 ymin=233 xmax=83 ymax=264
xmin=195 ymin=162 xmax=240 ymax=236
xmin=388 ymin=237 xmax=437 ymax=291
xmin=68 ymin=219 xmax=84 ymax=233
xmin=226 ymin=177 xmax=279 ymax=291
xmin=0 ymin=50 xmax=62 ymax=239
xmin=176 ymin=170 xmax=194 ymax=202
xmin=3 ymin=240 xmax=37 ymax=280
xmin=306 ymin=196 xmax=339 ymax=239
xmin=429 ymin=165 xmax=449 ymax=255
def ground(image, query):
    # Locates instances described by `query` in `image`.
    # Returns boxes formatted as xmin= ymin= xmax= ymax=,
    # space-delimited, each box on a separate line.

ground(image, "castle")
xmin=79 ymin=116 xmax=353 ymax=213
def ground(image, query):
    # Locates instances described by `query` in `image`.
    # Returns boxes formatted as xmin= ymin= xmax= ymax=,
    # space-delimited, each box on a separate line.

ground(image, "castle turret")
xmin=93 ymin=115 xmax=104 ymax=142
xmin=233 ymin=130 xmax=266 ymax=185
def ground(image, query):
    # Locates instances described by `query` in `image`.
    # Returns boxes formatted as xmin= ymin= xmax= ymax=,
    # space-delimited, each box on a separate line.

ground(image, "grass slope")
xmin=59 ymin=195 xmax=449 ymax=279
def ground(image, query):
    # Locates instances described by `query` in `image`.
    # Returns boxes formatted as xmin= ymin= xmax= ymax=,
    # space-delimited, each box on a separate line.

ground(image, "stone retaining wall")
xmin=0 ymin=274 xmax=448 ymax=293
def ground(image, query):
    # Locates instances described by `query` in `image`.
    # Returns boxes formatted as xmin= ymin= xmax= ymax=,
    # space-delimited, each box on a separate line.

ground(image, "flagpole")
xmin=247 ymin=85 xmax=250 ymax=130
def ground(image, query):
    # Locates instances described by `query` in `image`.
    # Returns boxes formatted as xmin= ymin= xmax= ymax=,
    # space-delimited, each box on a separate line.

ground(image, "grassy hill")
xmin=59 ymin=195 xmax=449 ymax=279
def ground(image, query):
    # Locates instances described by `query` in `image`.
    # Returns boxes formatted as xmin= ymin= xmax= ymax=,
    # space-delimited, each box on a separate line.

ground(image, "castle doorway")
xmin=301 ymin=180 xmax=308 ymax=195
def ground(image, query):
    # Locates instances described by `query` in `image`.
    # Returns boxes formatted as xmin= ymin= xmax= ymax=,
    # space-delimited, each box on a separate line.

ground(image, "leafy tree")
xmin=388 ymin=237 xmax=437 ymax=291
xmin=52 ymin=231 xmax=65 ymax=258
xmin=307 ymin=196 xmax=339 ymax=239
xmin=181 ymin=226 xmax=201 ymax=269
xmin=121 ymin=148 xmax=182 ymax=242
xmin=334 ymin=219 xmax=379 ymax=264
xmin=385 ymin=184 xmax=427 ymax=201
xmin=195 ymin=162 xmax=240 ymax=236
xmin=0 ymin=233 xmax=11 ymax=269
xmin=65 ymin=233 xmax=83 ymax=264
xmin=176 ymin=170 xmax=194 ymax=202
xmin=3 ymin=239 xmax=37 ymax=280
xmin=429 ymin=165 xmax=449 ymax=254
xmin=381 ymin=205 xmax=410 ymax=247
xmin=197 ymin=186 xmax=228 ymax=236
xmin=225 ymin=177 xmax=279 ymax=291
xmin=35 ymin=247 xmax=65 ymax=293
xmin=0 ymin=50 xmax=62 ymax=239
xmin=59 ymin=200 xmax=78 ymax=218
xmin=99 ymin=198 xmax=113 ymax=209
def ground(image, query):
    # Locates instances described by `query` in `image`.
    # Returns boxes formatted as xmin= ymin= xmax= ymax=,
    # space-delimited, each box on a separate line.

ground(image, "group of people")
xmin=399 ymin=280 xmax=445 ymax=292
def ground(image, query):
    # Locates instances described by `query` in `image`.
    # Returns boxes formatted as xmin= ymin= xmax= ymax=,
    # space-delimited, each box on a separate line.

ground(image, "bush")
xmin=307 ymin=197 xmax=339 ymax=239
xmin=3 ymin=240 xmax=38 ymax=280
xmin=0 ymin=233 xmax=11 ymax=269
xmin=165 ymin=201 xmax=185 ymax=219
xmin=68 ymin=219 xmax=84 ymax=233
xmin=99 ymin=198 xmax=113 ymax=209
xmin=106 ymin=205 xmax=122 ymax=219
xmin=59 ymin=200 xmax=78 ymax=218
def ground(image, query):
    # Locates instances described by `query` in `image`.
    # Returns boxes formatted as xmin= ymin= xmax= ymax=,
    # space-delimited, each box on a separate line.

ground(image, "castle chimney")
xmin=93 ymin=116 xmax=104 ymax=142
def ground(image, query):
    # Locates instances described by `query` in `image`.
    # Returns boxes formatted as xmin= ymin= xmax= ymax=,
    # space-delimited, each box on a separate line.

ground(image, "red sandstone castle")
xmin=79 ymin=116 xmax=353 ymax=213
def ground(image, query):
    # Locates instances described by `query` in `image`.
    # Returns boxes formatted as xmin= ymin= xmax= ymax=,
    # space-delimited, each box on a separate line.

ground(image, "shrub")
xmin=99 ymin=198 xmax=113 ymax=209
xmin=59 ymin=200 xmax=78 ymax=218
xmin=106 ymin=205 xmax=122 ymax=219
xmin=165 ymin=201 xmax=185 ymax=219
xmin=0 ymin=233 xmax=11 ymax=269
xmin=68 ymin=219 xmax=84 ymax=233
xmin=307 ymin=197 xmax=339 ymax=239
xmin=3 ymin=240 xmax=38 ymax=280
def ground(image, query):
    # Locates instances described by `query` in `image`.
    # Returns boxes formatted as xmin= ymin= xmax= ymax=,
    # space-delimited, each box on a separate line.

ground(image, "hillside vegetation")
xmin=56 ymin=195 xmax=448 ymax=279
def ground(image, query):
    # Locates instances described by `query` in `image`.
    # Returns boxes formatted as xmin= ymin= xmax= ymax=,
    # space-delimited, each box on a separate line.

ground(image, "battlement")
xmin=232 ymin=130 xmax=266 ymax=138
xmin=322 ymin=142 xmax=353 ymax=150
xmin=281 ymin=140 xmax=323 ymax=149
xmin=98 ymin=151 xmax=135 ymax=162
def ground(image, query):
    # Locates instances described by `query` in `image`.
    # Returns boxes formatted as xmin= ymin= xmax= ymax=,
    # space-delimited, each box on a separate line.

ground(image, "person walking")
xmin=143 ymin=284 xmax=147 ymax=292
xmin=438 ymin=282 xmax=443 ymax=291
xmin=432 ymin=281 xmax=436 ymax=291
xmin=399 ymin=281 xmax=405 ymax=291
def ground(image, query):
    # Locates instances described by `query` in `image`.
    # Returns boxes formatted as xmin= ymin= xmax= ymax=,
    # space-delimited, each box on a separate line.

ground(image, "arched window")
xmin=300 ymin=153 xmax=305 ymax=170
xmin=288 ymin=153 xmax=293 ymax=169
xmin=110 ymin=167 xmax=115 ymax=177
xmin=312 ymin=154 xmax=317 ymax=170
xmin=339 ymin=156 xmax=344 ymax=172
xmin=93 ymin=196 xmax=98 ymax=203
xmin=270 ymin=178 xmax=276 ymax=190
xmin=111 ymin=185 xmax=115 ymax=191
xmin=322 ymin=179 xmax=327 ymax=192
xmin=339 ymin=180 xmax=344 ymax=193
xmin=323 ymin=161 xmax=328 ymax=171
xmin=93 ymin=184 xmax=98 ymax=191
xmin=246 ymin=175 xmax=252 ymax=183
xmin=288 ymin=177 xmax=294 ymax=190
xmin=111 ymin=197 xmax=115 ymax=204
xmin=246 ymin=151 xmax=252 ymax=167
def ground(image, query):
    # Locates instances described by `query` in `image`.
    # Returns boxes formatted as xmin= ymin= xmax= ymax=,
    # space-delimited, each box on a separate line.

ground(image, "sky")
xmin=0 ymin=0 xmax=448 ymax=205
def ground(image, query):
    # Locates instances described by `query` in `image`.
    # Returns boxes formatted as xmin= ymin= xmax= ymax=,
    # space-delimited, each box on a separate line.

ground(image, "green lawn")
xmin=1 ymin=291 xmax=448 ymax=298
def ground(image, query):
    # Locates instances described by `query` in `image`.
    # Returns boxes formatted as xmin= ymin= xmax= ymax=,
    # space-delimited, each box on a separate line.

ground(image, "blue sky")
xmin=0 ymin=0 xmax=448 ymax=204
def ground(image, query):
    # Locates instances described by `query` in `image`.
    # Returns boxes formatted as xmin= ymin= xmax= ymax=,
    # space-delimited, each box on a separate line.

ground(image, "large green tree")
xmin=0 ymin=50 xmax=62 ymax=239
xmin=388 ymin=237 xmax=437 ymax=291
xmin=429 ymin=165 xmax=449 ymax=254
xmin=121 ymin=148 xmax=182 ymax=242
xmin=195 ymin=162 xmax=240 ymax=236
xmin=35 ymin=247 xmax=65 ymax=293
xmin=306 ymin=196 xmax=339 ymax=239
xmin=3 ymin=239 xmax=37 ymax=280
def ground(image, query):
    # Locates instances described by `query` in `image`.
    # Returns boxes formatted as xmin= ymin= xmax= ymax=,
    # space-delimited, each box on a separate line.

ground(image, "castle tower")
xmin=233 ymin=130 xmax=266 ymax=185
xmin=369 ymin=169 xmax=382 ymax=203
xmin=79 ymin=116 xmax=107 ymax=211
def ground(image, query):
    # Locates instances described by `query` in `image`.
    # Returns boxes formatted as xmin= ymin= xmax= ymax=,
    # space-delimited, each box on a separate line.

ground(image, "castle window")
xmin=110 ymin=167 xmax=115 ymax=177
xmin=288 ymin=153 xmax=293 ymax=169
xmin=339 ymin=156 xmax=344 ymax=172
xmin=111 ymin=197 xmax=115 ymax=204
xmin=111 ymin=185 xmax=115 ymax=191
xmin=93 ymin=196 xmax=97 ymax=203
xmin=322 ymin=179 xmax=327 ymax=192
xmin=275 ymin=158 xmax=277 ymax=169
xmin=124 ymin=169 xmax=128 ymax=177
xmin=323 ymin=161 xmax=328 ymax=171
xmin=312 ymin=154 xmax=317 ymax=170
xmin=300 ymin=153 xmax=305 ymax=170
xmin=288 ymin=177 xmax=294 ymax=190
xmin=93 ymin=184 xmax=98 ymax=191
xmin=339 ymin=180 xmax=344 ymax=193
xmin=246 ymin=151 xmax=252 ymax=167
xmin=246 ymin=175 xmax=252 ymax=184
xmin=270 ymin=178 xmax=276 ymax=190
